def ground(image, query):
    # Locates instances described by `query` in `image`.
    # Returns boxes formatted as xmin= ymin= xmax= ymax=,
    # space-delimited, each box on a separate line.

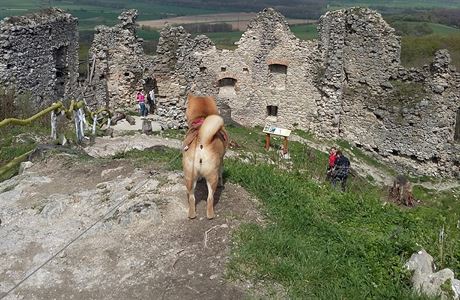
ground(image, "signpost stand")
xmin=262 ymin=124 xmax=292 ymax=157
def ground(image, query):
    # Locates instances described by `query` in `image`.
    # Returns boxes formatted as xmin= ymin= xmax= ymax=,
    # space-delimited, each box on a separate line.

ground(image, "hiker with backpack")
xmin=331 ymin=150 xmax=350 ymax=191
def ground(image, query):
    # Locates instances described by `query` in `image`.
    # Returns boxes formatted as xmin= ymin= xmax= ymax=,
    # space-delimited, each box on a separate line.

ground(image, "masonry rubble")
xmin=0 ymin=8 xmax=78 ymax=109
xmin=83 ymin=9 xmax=155 ymax=110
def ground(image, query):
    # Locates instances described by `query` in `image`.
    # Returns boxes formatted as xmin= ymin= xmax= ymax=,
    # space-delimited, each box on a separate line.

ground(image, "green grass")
xmin=401 ymin=33 xmax=460 ymax=69
xmin=199 ymin=31 xmax=242 ymax=50
xmin=224 ymin=158 xmax=459 ymax=298
xmin=290 ymin=24 xmax=318 ymax=40
xmin=0 ymin=0 xmax=226 ymax=31
xmin=112 ymin=146 xmax=183 ymax=170
xmin=0 ymin=123 xmax=50 ymax=181
xmin=133 ymin=126 xmax=459 ymax=298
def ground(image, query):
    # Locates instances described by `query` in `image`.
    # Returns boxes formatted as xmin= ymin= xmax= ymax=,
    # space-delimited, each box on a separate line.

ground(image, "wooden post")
xmin=283 ymin=136 xmax=288 ymax=154
xmin=265 ymin=133 xmax=270 ymax=150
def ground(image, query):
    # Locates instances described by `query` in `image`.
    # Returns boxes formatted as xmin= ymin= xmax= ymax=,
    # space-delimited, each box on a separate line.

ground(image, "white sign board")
xmin=263 ymin=124 xmax=291 ymax=137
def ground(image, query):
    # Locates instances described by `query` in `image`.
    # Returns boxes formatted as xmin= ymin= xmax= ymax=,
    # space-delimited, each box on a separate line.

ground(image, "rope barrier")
xmin=0 ymin=100 xmax=113 ymax=180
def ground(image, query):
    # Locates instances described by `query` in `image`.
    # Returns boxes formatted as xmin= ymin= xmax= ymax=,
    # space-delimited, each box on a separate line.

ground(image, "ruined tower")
xmin=0 ymin=8 xmax=79 ymax=108
xmin=84 ymin=9 xmax=154 ymax=109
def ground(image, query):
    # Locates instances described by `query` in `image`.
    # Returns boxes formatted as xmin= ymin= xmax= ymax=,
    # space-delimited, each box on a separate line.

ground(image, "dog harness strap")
xmin=183 ymin=118 xmax=228 ymax=151
xmin=191 ymin=117 xmax=205 ymax=128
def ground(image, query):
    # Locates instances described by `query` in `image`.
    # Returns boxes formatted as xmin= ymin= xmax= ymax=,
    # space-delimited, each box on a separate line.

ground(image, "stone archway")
xmin=218 ymin=77 xmax=237 ymax=99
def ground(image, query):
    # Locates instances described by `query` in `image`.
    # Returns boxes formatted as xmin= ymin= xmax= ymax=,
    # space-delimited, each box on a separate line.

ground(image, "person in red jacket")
xmin=326 ymin=146 xmax=337 ymax=181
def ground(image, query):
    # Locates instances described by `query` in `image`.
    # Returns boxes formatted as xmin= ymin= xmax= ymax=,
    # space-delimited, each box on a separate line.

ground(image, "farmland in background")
xmin=1 ymin=0 xmax=460 ymax=72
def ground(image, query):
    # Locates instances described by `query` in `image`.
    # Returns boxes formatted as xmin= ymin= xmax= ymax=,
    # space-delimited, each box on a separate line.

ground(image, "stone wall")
xmin=155 ymin=8 xmax=323 ymax=131
xmin=339 ymin=50 xmax=460 ymax=177
xmin=154 ymin=7 xmax=459 ymax=178
xmin=318 ymin=8 xmax=459 ymax=177
xmin=84 ymin=10 xmax=154 ymax=109
xmin=0 ymin=8 xmax=78 ymax=108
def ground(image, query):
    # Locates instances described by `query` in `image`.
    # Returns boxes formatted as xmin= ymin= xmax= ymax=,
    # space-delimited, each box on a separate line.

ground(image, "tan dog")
xmin=182 ymin=95 xmax=228 ymax=219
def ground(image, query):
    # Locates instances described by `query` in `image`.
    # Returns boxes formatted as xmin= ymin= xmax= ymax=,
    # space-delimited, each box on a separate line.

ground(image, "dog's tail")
xmin=198 ymin=115 xmax=224 ymax=145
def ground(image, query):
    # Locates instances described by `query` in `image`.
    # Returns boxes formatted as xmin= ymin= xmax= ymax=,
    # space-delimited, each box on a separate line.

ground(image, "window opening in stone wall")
xmin=221 ymin=67 xmax=226 ymax=72
xmin=243 ymin=67 xmax=249 ymax=73
xmin=455 ymin=108 xmax=460 ymax=142
xmin=53 ymin=46 xmax=68 ymax=100
xmin=218 ymin=77 xmax=237 ymax=100
xmin=200 ymin=66 xmax=206 ymax=72
xmin=269 ymin=64 xmax=287 ymax=90
xmin=267 ymin=105 xmax=278 ymax=117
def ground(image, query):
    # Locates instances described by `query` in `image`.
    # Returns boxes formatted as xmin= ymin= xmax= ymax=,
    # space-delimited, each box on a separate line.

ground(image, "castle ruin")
xmin=0 ymin=7 xmax=459 ymax=178
xmin=155 ymin=8 xmax=460 ymax=178
xmin=83 ymin=9 xmax=155 ymax=110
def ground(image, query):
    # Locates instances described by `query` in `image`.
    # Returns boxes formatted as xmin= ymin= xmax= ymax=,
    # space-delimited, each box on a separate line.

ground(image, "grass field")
xmin=401 ymin=33 xmax=460 ymax=69
xmin=222 ymin=126 xmax=460 ymax=299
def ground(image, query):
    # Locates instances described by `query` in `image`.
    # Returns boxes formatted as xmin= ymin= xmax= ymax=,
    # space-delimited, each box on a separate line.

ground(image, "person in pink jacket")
xmin=136 ymin=89 xmax=147 ymax=117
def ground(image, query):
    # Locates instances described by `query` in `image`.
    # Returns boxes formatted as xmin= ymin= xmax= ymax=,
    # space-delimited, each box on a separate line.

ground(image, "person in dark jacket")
xmin=331 ymin=150 xmax=350 ymax=191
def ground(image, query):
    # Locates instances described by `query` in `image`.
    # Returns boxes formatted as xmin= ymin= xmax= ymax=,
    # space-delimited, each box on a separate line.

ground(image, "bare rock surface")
xmin=85 ymin=134 xmax=182 ymax=158
xmin=0 ymin=154 xmax=262 ymax=299
xmin=111 ymin=115 xmax=163 ymax=133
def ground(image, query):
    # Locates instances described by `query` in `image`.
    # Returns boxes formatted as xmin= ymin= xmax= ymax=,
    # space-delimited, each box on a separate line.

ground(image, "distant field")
xmin=0 ymin=0 xmax=226 ymax=31
xmin=2 ymin=0 xmax=460 ymax=71
xmin=191 ymin=24 xmax=318 ymax=50
xmin=328 ymin=0 xmax=460 ymax=9
xmin=290 ymin=24 xmax=318 ymax=40
xmin=139 ymin=12 xmax=316 ymax=31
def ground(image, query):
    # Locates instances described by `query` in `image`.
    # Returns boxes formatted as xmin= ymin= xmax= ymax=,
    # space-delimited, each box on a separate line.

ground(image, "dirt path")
xmin=0 ymin=151 xmax=261 ymax=299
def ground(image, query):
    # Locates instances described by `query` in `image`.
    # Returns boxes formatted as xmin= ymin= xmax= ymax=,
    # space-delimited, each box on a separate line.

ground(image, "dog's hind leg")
xmin=206 ymin=173 xmax=219 ymax=219
xmin=186 ymin=176 xmax=197 ymax=219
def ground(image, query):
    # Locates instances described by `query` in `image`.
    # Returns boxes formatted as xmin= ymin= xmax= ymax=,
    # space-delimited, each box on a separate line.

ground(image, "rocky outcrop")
xmin=84 ymin=9 xmax=154 ymax=110
xmin=0 ymin=8 xmax=78 ymax=108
